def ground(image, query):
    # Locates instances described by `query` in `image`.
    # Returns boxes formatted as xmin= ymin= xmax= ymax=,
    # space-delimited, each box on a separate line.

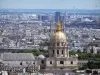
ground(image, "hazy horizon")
xmin=0 ymin=0 xmax=100 ymax=9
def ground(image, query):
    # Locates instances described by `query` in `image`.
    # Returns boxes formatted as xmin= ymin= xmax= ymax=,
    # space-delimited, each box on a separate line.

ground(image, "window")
xmin=62 ymin=50 xmax=63 ymax=54
xmin=33 ymin=62 xmax=35 ymax=65
xmin=20 ymin=62 xmax=22 ymax=65
xmin=62 ymin=43 xmax=64 ymax=46
xmin=50 ymin=61 xmax=52 ymax=64
xmin=60 ymin=61 xmax=64 ymax=64
xmin=53 ymin=50 xmax=54 ymax=54
xmin=53 ymin=43 xmax=55 ymax=46
xmin=57 ymin=43 xmax=59 ymax=46
xmin=71 ymin=61 xmax=73 ymax=64
xmin=41 ymin=60 xmax=44 ymax=64
xmin=57 ymin=50 xmax=59 ymax=54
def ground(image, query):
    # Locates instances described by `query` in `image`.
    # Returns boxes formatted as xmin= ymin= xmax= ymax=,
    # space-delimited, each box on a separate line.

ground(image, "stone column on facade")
xmin=64 ymin=49 xmax=66 ymax=57
xmin=58 ymin=48 xmax=60 ymax=57
xmin=55 ymin=49 xmax=57 ymax=57
xmin=67 ymin=49 xmax=69 ymax=58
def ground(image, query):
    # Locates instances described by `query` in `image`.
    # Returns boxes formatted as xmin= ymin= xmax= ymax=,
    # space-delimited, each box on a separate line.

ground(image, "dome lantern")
xmin=50 ymin=18 xmax=67 ymax=43
xmin=56 ymin=18 xmax=61 ymax=32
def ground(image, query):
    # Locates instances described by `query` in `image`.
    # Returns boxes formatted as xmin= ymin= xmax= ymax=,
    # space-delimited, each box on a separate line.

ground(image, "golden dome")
xmin=51 ymin=31 xmax=66 ymax=42
xmin=50 ymin=19 xmax=67 ymax=42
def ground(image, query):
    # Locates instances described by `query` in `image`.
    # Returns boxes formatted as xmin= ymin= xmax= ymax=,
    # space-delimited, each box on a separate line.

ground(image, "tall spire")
xmin=56 ymin=17 xmax=61 ymax=32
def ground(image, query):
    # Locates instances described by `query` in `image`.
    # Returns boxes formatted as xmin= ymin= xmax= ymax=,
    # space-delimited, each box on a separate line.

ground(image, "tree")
xmin=77 ymin=50 xmax=81 ymax=53
xmin=69 ymin=50 xmax=76 ymax=56
xmin=38 ymin=41 xmax=50 ymax=50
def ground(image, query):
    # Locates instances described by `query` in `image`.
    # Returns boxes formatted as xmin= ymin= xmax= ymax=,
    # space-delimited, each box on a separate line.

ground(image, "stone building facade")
xmin=40 ymin=20 xmax=78 ymax=70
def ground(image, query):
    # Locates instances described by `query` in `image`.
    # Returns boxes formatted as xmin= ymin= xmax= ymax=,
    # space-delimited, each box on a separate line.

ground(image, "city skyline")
xmin=0 ymin=0 xmax=100 ymax=9
xmin=0 ymin=0 xmax=100 ymax=74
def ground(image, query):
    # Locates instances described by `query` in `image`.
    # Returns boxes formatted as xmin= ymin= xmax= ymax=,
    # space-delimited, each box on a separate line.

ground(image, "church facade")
xmin=40 ymin=20 xmax=78 ymax=70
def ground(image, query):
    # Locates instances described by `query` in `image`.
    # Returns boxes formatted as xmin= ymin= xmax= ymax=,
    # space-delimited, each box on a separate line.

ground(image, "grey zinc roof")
xmin=2 ymin=53 xmax=35 ymax=61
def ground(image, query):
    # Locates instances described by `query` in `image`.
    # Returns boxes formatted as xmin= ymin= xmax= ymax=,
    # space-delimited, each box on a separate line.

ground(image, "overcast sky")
xmin=0 ymin=0 xmax=100 ymax=9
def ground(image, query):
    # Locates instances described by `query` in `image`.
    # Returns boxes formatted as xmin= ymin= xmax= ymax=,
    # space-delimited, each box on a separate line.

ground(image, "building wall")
xmin=45 ymin=57 xmax=78 ymax=69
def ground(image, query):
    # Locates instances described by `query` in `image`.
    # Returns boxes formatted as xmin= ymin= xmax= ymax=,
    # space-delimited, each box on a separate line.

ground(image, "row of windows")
xmin=41 ymin=60 xmax=73 ymax=65
xmin=52 ymin=43 xmax=66 ymax=46
xmin=53 ymin=50 xmax=64 ymax=54
xmin=49 ymin=61 xmax=73 ymax=65
xmin=20 ymin=62 xmax=35 ymax=65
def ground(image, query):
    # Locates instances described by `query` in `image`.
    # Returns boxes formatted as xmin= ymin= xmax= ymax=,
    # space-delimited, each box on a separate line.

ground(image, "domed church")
xmin=40 ymin=19 xmax=78 ymax=70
